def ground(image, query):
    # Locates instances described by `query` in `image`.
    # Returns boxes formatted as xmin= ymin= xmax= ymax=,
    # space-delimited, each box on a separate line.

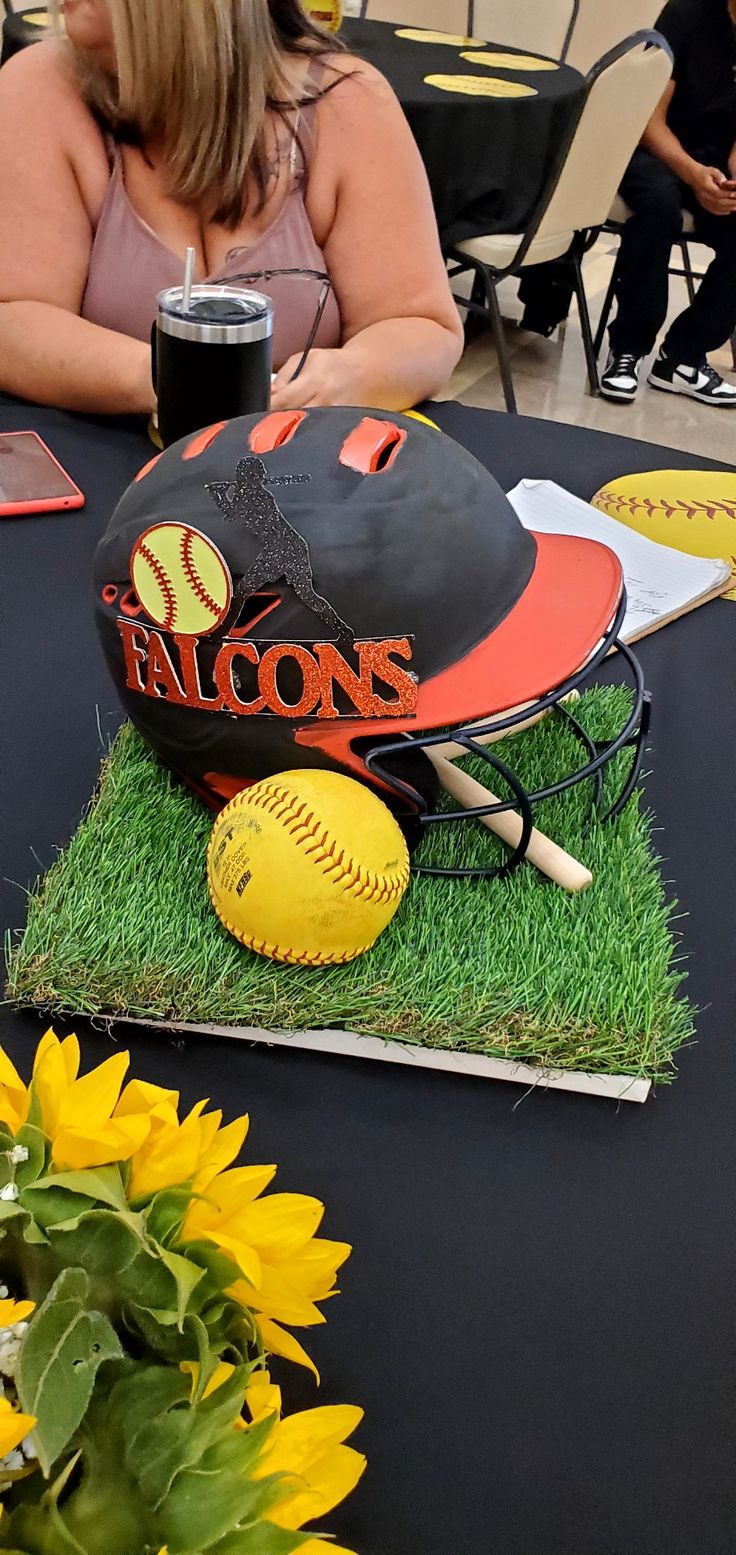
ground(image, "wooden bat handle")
xmin=427 ymin=750 xmax=593 ymax=894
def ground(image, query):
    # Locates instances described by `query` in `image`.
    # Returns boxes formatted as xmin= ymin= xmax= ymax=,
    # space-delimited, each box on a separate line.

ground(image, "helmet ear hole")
xmin=356 ymin=742 xmax=440 ymax=853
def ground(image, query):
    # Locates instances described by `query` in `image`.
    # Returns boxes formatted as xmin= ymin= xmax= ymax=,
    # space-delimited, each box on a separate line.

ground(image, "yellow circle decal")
xmin=396 ymin=28 xmax=486 ymax=45
xmin=460 ymin=50 xmax=559 ymax=71
xmin=131 ymin=522 xmax=233 ymax=636
xmin=424 ymin=73 xmax=537 ymax=97
xmin=207 ymin=770 xmax=410 ymax=965
xmin=591 ymin=470 xmax=736 ymax=601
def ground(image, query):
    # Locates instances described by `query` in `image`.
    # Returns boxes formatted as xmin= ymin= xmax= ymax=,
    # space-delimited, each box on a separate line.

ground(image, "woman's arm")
xmin=272 ymin=60 xmax=463 ymax=410
xmin=0 ymin=44 xmax=154 ymax=412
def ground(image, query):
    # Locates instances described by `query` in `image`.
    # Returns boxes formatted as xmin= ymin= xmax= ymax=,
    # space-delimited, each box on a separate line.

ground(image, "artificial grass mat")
xmin=5 ymin=687 xmax=694 ymax=1083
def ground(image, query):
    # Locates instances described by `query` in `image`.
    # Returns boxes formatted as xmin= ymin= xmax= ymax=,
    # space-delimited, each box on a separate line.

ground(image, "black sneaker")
xmin=647 ymin=351 xmax=736 ymax=405
xmin=600 ymin=352 xmax=640 ymax=402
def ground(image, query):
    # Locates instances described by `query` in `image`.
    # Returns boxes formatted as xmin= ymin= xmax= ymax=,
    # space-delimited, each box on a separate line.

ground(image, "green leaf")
xmin=46 ymin=1210 xmax=143 ymax=1279
xmin=208 ymin=1528 xmax=308 ymax=1555
xmin=12 ymin=1126 xmax=48 ymax=1190
xmin=156 ymin=1248 xmax=203 ymax=1329
xmin=184 ymin=1313 xmax=218 ymax=1403
xmin=16 ymin=1267 xmax=122 ymax=1475
xmin=20 ymin=1187 xmax=97 ymax=1232
xmin=143 ymin=1187 xmax=192 ymax=1246
xmin=160 ymin=1426 xmax=284 ymax=1551
xmin=26 ymin=1168 xmax=127 ymax=1214
xmin=129 ymin=1365 xmax=253 ymax=1509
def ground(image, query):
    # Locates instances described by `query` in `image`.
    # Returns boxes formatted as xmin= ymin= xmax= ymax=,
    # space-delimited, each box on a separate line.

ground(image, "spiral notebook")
xmin=507 ymin=479 xmax=732 ymax=643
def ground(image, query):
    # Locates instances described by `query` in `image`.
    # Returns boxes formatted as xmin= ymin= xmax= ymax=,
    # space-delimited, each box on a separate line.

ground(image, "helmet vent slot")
xmin=248 ymin=411 xmax=306 ymax=453
xmin=339 ymin=418 xmax=407 ymax=474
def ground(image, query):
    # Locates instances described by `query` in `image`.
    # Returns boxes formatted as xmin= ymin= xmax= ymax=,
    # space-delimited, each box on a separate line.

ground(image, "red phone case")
xmin=0 ymin=431 xmax=85 ymax=517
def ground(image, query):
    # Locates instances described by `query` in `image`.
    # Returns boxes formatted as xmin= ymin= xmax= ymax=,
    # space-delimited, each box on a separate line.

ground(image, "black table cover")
xmin=341 ymin=18 xmax=585 ymax=246
xmin=0 ymin=393 xmax=734 ymax=1555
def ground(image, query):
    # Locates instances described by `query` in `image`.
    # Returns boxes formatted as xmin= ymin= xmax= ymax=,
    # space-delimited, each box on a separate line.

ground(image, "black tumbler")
xmin=153 ymin=284 xmax=273 ymax=447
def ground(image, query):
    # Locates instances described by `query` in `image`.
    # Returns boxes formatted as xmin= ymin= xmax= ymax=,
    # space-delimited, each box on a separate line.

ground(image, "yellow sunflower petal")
xmin=114 ymin=1078 xmax=180 ymax=1117
xmin=265 ymin=1406 xmax=364 ymax=1474
xmin=60 ymin=1033 xmax=81 ymax=1084
xmin=232 ymin=1193 xmax=325 ymax=1257
xmin=193 ymin=1113 xmax=249 ymax=1190
xmin=0 ymin=1397 xmax=36 ymax=1457
xmin=203 ymin=1230 xmax=261 ymax=1289
xmin=51 ymin=1113 xmax=151 ymax=1170
xmin=227 ymin=1265 xmax=327 ymax=1328
xmin=32 ymin=1033 xmax=72 ymax=1138
xmin=244 ymin=1367 xmax=282 ymax=1424
xmin=187 ymin=1164 xmax=277 ymax=1218
xmin=127 ymin=1107 xmax=206 ymax=1200
xmin=56 ymin=1050 xmax=130 ymax=1132
xmin=268 ymin=1444 xmax=367 ymax=1529
xmin=180 ymin=1359 xmax=237 ymax=1401
xmin=297 ymin=1542 xmax=360 ymax=1555
xmin=257 ymin=1317 xmax=320 ymax=1383
xmin=0 ymin=1299 xmax=35 ymax=1326
xmin=0 ymin=1048 xmax=27 ymax=1103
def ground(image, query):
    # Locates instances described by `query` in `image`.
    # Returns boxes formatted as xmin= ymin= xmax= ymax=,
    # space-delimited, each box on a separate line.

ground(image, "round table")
xmin=0 ymin=393 xmax=733 ymax=1555
xmin=340 ymin=18 xmax=585 ymax=246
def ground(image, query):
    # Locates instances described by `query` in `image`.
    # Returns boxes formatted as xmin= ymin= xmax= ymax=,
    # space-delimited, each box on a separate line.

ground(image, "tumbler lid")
xmin=156 ymin=284 xmax=273 ymax=345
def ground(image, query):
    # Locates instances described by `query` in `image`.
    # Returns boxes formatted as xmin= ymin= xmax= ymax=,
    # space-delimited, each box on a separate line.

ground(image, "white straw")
xmin=182 ymin=246 xmax=195 ymax=313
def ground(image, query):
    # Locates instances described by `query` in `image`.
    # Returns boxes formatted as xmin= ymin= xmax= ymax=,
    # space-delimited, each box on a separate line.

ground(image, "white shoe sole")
xmin=648 ymin=372 xmax=736 ymax=406
xmin=599 ymin=382 xmax=637 ymax=403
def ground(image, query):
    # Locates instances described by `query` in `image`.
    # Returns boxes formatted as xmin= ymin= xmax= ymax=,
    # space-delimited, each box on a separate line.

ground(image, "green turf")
xmin=5 ymin=688 xmax=694 ymax=1082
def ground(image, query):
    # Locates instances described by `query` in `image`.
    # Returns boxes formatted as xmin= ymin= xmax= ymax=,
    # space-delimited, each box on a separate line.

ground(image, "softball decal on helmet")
xmin=130 ymin=522 xmax=233 ymax=636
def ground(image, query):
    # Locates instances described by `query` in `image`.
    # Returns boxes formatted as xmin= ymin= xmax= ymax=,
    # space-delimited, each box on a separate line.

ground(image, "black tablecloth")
xmin=341 ymin=18 xmax=585 ymax=245
xmin=0 ymin=394 xmax=734 ymax=1555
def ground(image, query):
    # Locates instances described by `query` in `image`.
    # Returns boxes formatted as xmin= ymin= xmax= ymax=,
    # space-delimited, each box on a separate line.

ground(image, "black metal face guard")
xmin=364 ymin=592 xmax=651 ymax=880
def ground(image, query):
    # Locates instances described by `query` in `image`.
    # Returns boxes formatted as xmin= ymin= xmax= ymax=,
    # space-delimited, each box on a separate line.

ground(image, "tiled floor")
xmin=441 ymin=235 xmax=736 ymax=461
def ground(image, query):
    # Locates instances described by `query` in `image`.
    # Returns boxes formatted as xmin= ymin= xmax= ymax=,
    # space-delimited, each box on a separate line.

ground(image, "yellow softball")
xmin=131 ymin=522 xmax=233 ymax=636
xmin=591 ymin=470 xmax=736 ymax=600
xmin=207 ymin=770 xmax=411 ymax=966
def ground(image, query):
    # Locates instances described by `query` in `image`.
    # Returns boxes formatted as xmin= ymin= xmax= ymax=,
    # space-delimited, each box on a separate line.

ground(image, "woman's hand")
xmin=271 ymin=347 xmax=359 ymax=409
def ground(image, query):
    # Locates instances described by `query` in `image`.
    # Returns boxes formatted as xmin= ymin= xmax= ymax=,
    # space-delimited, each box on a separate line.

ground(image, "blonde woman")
xmin=0 ymin=0 xmax=462 ymax=414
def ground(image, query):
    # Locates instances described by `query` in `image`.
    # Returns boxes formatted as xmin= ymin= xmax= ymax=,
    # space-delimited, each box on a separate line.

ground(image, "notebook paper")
xmin=507 ymin=479 xmax=731 ymax=642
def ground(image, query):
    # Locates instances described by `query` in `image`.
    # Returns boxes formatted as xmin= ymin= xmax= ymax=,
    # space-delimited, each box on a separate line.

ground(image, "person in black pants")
xmin=602 ymin=0 xmax=736 ymax=406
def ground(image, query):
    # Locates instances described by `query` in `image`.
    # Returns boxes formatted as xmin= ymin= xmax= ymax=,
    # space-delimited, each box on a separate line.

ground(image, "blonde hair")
xmin=61 ymin=0 xmax=340 ymax=226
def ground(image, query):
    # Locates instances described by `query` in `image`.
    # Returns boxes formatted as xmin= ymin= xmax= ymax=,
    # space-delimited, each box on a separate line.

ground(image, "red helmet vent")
xmin=248 ymin=411 xmax=307 ymax=453
xmin=339 ymin=418 xmax=407 ymax=474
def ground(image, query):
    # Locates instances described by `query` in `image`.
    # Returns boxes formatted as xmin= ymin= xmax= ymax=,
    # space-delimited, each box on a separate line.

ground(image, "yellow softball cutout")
xmin=460 ymin=50 xmax=559 ymax=70
xmin=396 ymin=28 xmax=486 ymax=46
xmin=131 ymin=522 xmax=233 ymax=636
xmin=207 ymin=770 xmax=411 ymax=966
xmin=424 ymin=74 xmax=537 ymax=98
xmin=591 ymin=470 xmax=736 ymax=601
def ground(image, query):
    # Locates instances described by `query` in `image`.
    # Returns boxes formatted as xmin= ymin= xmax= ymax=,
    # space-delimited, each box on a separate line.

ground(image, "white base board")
xmin=128 ymin=1018 xmax=652 ymax=1104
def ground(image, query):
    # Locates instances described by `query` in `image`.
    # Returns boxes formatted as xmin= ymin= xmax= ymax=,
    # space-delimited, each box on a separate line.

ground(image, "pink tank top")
xmin=81 ymin=72 xmax=341 ymax=369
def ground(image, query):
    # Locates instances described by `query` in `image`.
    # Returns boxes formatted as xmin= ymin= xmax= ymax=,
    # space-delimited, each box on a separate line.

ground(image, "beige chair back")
xmin=361 ymin=0 xmax=469 ymax=28
xmin=533 ymin=35 xmax=671 ymax=247
xmin=472 ymin=0 xmax=574 ymax=61
xmin=564 ymin=0 xmax=663 ymax=73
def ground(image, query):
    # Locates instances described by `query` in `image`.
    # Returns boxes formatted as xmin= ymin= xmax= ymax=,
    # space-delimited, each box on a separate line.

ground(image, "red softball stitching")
xmin=597 ymin=489 xmax=736 ymax=524
xmin=218 ymin=782 xmax=410 ymax=908
xmin=137 ymin=540 xmax=177 ymax=630
xmin=179 ymin=528 xmax=224 ymax=619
